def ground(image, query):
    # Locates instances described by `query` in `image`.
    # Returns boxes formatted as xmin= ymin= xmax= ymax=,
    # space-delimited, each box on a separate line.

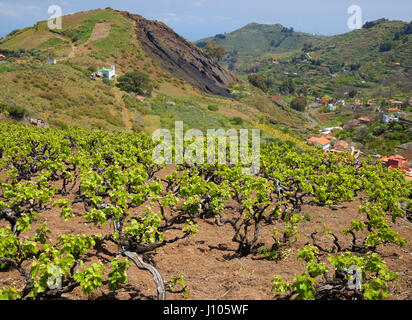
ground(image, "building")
xmin=359 ymin=117 xmax=371 ymax=123
xmin=97 ymin=65 xmax=116 ymax=80
xmin=46 ymin=58 xmax=56 ymax=65
xmin=323 ymin=134 xmax=336 ymax=141
xmin=0 ymin=54 xmax=6 ymax=61
xmin=319 ymin=126 xmax=341 ymax=135
xmin=307 ymin=137 xmax=331 ymax=150
xmin=331 ymin=140 xmax=350 ymax=153
xmin=382 ymin=113 xmax=399 ymax=124
xmin=381 ymin=155 xmax=409 ymax=171
xmin=327 ymin=104 xmax=337 ymax=111
xmin=336 ymin=100 xmax=345 ymax=106
xmin=388 ymin=100 xmax=403 ymax=106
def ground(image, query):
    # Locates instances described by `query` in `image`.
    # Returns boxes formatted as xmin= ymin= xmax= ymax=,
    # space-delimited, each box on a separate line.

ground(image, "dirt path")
xmin=88 ymin=22 xmax=112 ymax=42
xmin=304 ymin=111 xmax=319 ymax=128
xmin=113 ymin=89 xmax=131 ymax=131
xmin=122 ymin=108 xmax=132 ymax=131
xmin=57 ymin=22 xmax=111 ymax=61
xmin=67 ymin=43 xmax=77 ymax=59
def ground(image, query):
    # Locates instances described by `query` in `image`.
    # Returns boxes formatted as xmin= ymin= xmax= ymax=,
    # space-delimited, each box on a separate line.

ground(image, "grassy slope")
xmin=0 ymin=8 xmax=307 ymax=143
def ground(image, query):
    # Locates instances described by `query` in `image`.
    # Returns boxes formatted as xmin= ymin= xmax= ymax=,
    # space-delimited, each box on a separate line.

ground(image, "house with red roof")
xmin=381 ymin=155 xmax=409 ymax=171
xmin=307 ymin=137 xmax=331 ymax=150
xmin=359 ymin=117 xmax=371 ymax=123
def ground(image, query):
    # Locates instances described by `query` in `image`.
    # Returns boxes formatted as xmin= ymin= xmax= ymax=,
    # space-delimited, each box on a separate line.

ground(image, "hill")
xmin=215 ymin=19 xmax=412 ymax=98
xmin=195 ymin=22 xmax=326 ymax=72
xmin=0 ymin=8 xmax=307 ymax=137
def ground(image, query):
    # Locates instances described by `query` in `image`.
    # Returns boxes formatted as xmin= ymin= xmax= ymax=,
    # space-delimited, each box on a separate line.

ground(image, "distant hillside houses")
xmin=382 ymin=113 xmax=399 ymax=124
xmin=331 ymin=140 xmax=350 ymax=153
xmin=381 ymin=155 xmax=412 ymax=181
xmin=327 ymin=104 xmax=337 ymax=111
xmin=307 ymin=137 xmax=331 ymax=150
xmin=320 ymin=126 xmax=341 ymax=135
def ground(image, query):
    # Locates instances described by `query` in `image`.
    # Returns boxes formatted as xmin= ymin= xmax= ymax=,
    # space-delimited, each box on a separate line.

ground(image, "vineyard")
xmin=0 ymin=120 xmax=411 ymax=300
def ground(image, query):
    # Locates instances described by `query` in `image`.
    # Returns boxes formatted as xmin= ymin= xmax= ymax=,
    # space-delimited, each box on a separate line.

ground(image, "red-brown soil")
xmin=1 ymin=195 xmax=411 ymax=300
xmin=0 ymin=165 xmax=411 ymax=300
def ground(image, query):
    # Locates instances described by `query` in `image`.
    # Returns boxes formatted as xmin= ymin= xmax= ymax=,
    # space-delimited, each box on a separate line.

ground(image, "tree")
xmin=322 ymin=95 xmax=332 ymax=103
xmin=290 ymin=97 xmax=307 ymax=112
xmin=248 ymin=74 xmax=267 ymax=91
xmin=205 ymin=42 xmax=226 ymax=61
xmin=349 ymin=89 xmax=357 ymax=98
xmin=116 ymin=71 xmax=153 ymax=96
xmin=303 ymin=42 xmax=313 ymax=52
xmin=379 ymin=42 xmax=392 ymax=52
xmin=279 ymin=79 xmax=295 ymax=94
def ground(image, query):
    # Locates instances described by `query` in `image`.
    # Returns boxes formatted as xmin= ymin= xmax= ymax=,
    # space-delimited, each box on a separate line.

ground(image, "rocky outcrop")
xmin=121 ymin=12 xmax=238 ymax=98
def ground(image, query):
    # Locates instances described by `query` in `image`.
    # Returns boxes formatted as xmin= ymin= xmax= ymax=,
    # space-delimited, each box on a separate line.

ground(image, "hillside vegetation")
xmin=196 ymin=23 xmax=326 ymax=73
xmin=214 ymin=19 xmax=412 ymax=98
xmin=0 ymin=8 xmax=306 ymax=137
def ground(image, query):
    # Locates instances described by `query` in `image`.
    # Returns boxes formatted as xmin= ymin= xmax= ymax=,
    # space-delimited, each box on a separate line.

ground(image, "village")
xmin=307 ymin=96 xmax=412 ymax=181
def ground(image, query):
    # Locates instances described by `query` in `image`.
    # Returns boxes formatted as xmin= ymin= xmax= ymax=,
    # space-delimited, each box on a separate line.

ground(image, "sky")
xmin=0 ymin=0 xmax=411 ymax=41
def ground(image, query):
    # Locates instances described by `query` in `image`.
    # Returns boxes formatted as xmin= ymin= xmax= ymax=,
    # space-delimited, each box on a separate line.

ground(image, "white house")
xmin=97 ymin=65 xmax=116 ymax=80
xmin=327 ymin=104 xmax=337 ymax=111
xmin=307 ymin=137 xmax=331 ymax=151
xmin=382 ymin=113 xmax=399 ymax=124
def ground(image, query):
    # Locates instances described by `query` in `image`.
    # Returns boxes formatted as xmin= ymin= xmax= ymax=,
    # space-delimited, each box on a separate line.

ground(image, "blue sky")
xmin=0 ymin=0 xmax=411 ymax=41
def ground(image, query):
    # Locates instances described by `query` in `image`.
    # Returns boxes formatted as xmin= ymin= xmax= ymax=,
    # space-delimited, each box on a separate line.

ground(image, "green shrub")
xmin=207 ymin=104 xmax=219 ymax=112
xmin=87 ymin=66 xmax=97 ymax=73
xmin=7 ymin=105 xmax=27 ymax=119
xmin=372 ymin=125 xmax=386 ymax=136
xmin=290 ymin=97 xmax=307 ymax=112
xmin=102 ymin=78 xmax=114 ymax=86
xmin=248 ymin=74 xmax=267 ymax=91
xmin=231 ymin=117 xmax=244 ymax=125
xmin=116 ymin=71 xmax=153 ymax=96
xmin=379 ymin=42 xmax=392 ymax=52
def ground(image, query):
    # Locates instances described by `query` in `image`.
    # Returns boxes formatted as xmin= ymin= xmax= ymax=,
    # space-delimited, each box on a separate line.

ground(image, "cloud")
xmin=0 ymin=2 xmax=41 ymax=17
